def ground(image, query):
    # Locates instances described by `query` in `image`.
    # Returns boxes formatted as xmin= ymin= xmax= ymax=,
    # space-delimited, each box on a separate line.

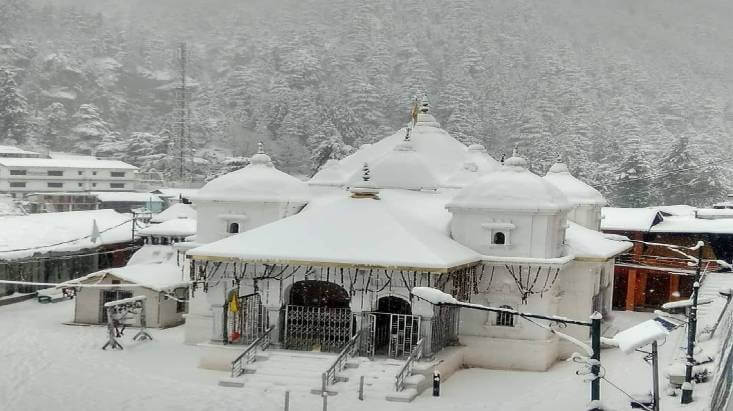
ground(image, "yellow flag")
xmin=228 ymin=293 xmax=239 ymax=313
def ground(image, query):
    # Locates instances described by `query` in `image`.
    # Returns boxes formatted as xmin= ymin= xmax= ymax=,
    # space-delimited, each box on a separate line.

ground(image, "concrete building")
xmin=0 ymin=157 xmax=138 ymax=198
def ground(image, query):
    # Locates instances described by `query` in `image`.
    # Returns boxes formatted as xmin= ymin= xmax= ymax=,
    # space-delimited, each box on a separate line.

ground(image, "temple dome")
xmin=441 ymin=161 xmax=480 ymax=189
xmin=465 ymin=144 xmax=500 ymax=173
xmin=348 ymin=140 xmax=438 ymax=191
xmin=194 ymin=146 xmax=309 ymax=203
xmin=543 ymin=160 xmax=606 ymax=206
xmin=447 ymin=152 xmax=571 ymax=212
xmin=310 ymin=159 xmax=348 ymax=187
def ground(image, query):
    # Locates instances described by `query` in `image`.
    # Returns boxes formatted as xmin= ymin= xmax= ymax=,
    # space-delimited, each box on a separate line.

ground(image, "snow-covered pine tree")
xmin=0 ymin=66 xmax=28 ymax=144
xmin=70 ymin=104 xmax=113 ymax=154
xmin=41 ymin=102 xmax=68 ymax=149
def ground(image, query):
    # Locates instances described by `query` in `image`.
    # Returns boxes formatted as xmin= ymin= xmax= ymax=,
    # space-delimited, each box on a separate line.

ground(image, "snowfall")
xmin=1 ymin=299 xmax=729 ymax=411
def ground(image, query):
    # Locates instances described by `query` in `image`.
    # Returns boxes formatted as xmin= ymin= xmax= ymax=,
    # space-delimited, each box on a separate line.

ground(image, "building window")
xmin=78 ymin=171 xmax=83 ymax=175
xmin=110 ymin=183 xmax=125 ymax=189
xmin=78 ymin=183 xmax=83 ymax=187
xmin=9 ymin=182 xmax=26 ymax=188
xmin=92 ymin=171 xmax=97 ymax=175
xmin=177 ymin=300 xmax=187 ymax=313
xmin=47 ymin=170 xmax=63 ymax=176
xmin=496 ymin=305 xmax=514 ymax=327
xmin=47 ymin=182 xmax=63 ymax=188
xmin=110 ymin=171 xmax=125 ymax=177
xmin=92 ymin=183 xmax=97 ymax=187
xmin=228 ymin=222 xmax=239 ymax=234
xmin=9 ymin=169 xmax=26 ymax=175
xmin=493 ymin=232 xmax=506 ymax=245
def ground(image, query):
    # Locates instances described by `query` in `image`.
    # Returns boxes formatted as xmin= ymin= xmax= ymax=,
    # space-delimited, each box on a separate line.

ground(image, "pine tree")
xmin=41 ymin=102 xmax=68 ymax=149
xmin=0 ymin=67 xmax=28 ymax=144
xmin=70 ymin=104 xmax=112 ymax=154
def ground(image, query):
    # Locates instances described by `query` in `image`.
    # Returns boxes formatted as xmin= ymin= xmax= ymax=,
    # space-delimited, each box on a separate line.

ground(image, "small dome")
xmin=543 ymin=160 xmax=606 ymax=206
xmin=310 ymin=159 xmax=348 ymax=187
xmin=441 ymin=161 xmax=480 ymax=189
xmin=194 ymin=147 xmax=309 ymax=203
xmin=447 ymin=152 xmax=571 ymax=212
xmin=348 ymin=140 xmax=438 ymax=190
xmin=465 ymin=144 xmax=500 ymax=172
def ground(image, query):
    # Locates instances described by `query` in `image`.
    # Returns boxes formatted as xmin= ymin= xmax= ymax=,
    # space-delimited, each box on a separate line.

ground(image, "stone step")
xmin=385 ymin=388 xmax=418 ymax=402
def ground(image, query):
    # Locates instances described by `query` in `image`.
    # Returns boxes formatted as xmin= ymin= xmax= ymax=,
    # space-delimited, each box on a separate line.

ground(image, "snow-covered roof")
xmin=188 ymin=192 xmax=481 ymax=272
xmin=93 ymin=192 xmax=164 ymax=203
xmin=151 ymin=203 xmax=196 ymax=223
xmin=138 ymin=218 xmax=197 ymax=237
xmin=193 ymin=150 xmax=309 ymax=203
xmin=600 ymin=207 xmax=663 ymax=232
xmin=565 ymin=222 xmax=632 ymax=260
xmin=150 ymin=188 xmax=200 ymax=199
xmin=0 ymin=157 xmax=137 ymax=170
xmin=650 ymin=215 xmax=733 ymax=234
xmin=0 ymin=145 xmax=40 ymax=156
xmin=695 ymin=208 xmax=733 ymax=219
xmin=465 ymin=144 xmax=500 ymax=173
xmin=310 ymin=159 xmax=350 ymax=187
xmin=441 ymin=161 xmax=481 ymax=189
xmin=613 ymin=319 xmax=670 ymax=354
xmin=543 ymin=161 xmax=606 ymax=206
xmin=447 ymin=153 xmax=571 ymax=212
xmin=127 ymin=245 xmax=178 ymax=265
xmin=72 ymin=263 xmax=186 ymax=292
xmin=333 ymin=124 xmax=468 ymax=184
xmin=347 ymin=140 xmax=439 ymax=190
xmin=0 ymin=209 xmax=132 ymax=261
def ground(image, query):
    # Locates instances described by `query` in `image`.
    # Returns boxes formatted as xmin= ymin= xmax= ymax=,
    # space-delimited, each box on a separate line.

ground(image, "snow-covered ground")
xmin=0 ymin=301 xmax=719 ymax=411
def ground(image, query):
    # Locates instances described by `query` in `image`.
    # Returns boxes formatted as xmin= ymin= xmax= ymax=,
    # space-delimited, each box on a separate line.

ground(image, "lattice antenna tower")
xmin=172 ymin=42 xmax=192 ymax=182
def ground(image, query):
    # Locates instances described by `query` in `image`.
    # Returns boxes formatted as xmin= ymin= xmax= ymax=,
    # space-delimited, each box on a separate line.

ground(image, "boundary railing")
xmin=321 ymin=330 xmax=362 ymax=392
xmin=231 ymin=325 xmax=275 ymax=377
xmin=395 ymin=338 xmax=424 ymax=391
xmin=709 ymin=291 xmax=733 ymax=411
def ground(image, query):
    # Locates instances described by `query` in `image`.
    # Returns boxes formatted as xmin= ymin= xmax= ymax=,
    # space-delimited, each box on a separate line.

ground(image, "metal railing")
xmin=321 ymin=330 xmax=362 ymax=392
xmin=394 ymin=338 xmax=424 ymax=392
xmin=709 ymin=293 xmax=733 ymax=410
xmin=231 ymin=325 xmax=275 ymax=377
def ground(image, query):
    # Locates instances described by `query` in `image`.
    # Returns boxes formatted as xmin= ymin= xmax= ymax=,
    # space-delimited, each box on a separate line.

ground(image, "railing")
xmin=394 ymin=338 xmax=424 ymax=392
xmin=231 ymin=325 xmax=275 ymax=378
xmin=321 ymin=330 xmax=362 ymax=392
xmin=709 ymin=292 xmax=733 ymax=410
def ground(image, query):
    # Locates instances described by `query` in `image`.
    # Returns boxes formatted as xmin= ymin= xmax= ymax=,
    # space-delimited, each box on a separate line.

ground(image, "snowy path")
xmin=0 ymin=301 xmax=714 ymax=411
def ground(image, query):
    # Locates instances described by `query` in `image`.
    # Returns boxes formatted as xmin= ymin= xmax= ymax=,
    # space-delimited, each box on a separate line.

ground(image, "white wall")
xmin=194 ymin=200 xmax=305 ymax=244
xmin=0 ymin=165 xmax=136 ymax=196
xmin=568 ymin=204 xmax=603 ymax=231
xmin=449 ymin=210 xmax=567 ymax=258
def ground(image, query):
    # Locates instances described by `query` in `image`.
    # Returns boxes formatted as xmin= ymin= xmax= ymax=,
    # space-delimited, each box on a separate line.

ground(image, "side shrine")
xmin=181 ymin=98 xmax=632 ymax=372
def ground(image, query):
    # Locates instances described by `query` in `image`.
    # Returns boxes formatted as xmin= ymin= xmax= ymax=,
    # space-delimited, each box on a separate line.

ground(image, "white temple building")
xmin=181 ymin=98 xmax=631 ymax=372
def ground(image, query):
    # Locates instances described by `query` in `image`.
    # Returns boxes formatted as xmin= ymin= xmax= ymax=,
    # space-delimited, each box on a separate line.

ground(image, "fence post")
xmin=322 ymin=373 xmax=328 ymax=411
xmin=359 ymin=375 xmax=364 ymax=400
xmin=284 ymin=390 xmax=290 ymax=411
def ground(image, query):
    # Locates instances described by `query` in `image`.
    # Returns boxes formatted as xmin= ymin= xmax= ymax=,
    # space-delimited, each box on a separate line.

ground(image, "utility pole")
xmin=681 ymin=245 xmax=703 ymax=404
xmin=130 ymin=211 xmax=137 ymax=246
xmin=590 ymin=312 xmax=602 ymax=408
xmin=651 ymin=340 xmax=660 ymax=411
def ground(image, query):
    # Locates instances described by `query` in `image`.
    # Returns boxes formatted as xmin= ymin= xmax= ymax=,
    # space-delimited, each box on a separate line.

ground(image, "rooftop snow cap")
xmin=543 ymin=156 xmax=606 ymax=206
xmin=447 ymin=147 xmax=572 ymax=212
xmin=465 ymin=143 xmax=500 ymax=173
xmin=348 ymin=130 xmax=439 ymax=191
xmin=193 ymin=142 xmax=309 ymax=203
xmin=310 ymin=159 xmax=347 ymax=187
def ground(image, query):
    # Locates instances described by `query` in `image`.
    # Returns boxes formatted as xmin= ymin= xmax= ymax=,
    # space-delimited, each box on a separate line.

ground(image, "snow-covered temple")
xmin=182 ymin=99 xmax=632 ymax=371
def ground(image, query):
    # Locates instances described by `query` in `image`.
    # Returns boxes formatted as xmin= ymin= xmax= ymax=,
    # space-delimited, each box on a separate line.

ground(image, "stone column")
xmin=211 ymin=303 xmax=226 ymax=344
xmin=420 ymin=316 xmax=434 ymax=357
xmin=265 ymin=306 xmax=282 ymax=347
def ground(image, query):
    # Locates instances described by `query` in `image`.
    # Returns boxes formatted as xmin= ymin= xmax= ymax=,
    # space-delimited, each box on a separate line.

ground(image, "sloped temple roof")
xmin=187 ymin=194 xmax=482 ymax=272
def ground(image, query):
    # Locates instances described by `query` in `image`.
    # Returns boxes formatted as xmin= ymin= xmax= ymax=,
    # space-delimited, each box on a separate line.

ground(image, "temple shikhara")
xmin=179 ymin=97 xmax=631 ymax=378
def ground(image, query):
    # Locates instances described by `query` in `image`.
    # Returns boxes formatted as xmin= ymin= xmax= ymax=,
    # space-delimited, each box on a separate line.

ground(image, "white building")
xmin=0 ymin=157 xmax=138 ymax=198
xmin=182 ymin=99 xmax=631 ymax=372
xmin=0 ymin=145 xmax=43 ymax=158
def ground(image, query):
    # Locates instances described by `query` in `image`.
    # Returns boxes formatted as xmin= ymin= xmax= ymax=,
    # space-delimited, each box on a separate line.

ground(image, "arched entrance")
xmin=284 ymin=280 xmax=352 ymax=352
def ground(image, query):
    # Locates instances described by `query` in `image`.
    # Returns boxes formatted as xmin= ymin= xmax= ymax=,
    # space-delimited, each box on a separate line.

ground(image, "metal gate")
xmin=239 ymin=293 xmax=267 ymax=344
xmin=284 ymin=305 xmax=352 ymax=352
xmin=388 ymin=314 xmax=421 ymax=359
xmin=359 ymin=313 xmax=376 ymax=358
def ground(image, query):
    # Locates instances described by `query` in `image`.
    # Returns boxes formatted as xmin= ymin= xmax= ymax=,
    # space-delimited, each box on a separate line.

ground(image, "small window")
xmin=92 ymin=183 xmax=97 ymax=187
xmin=78 ymin=171 xmax=83 ymax=175
xmin=47 ymin=170 xmax=63 ymax=176
xmin=110 ymin=183 xmax=125 ymax=189
xmin=9 ymin=182 xmax=26 ymax=188
xmin=9 ymin=169 xmax=26 ymax=175
xmin=496 ymin=305 xmax=514 ymax=327
xmin=78 ymin=183 xmax=83 ymax=187
xmin=110 ymin=171 xmax=125 ymax=177
xmin=111 ymin=280 xmax=120 ymax=285
xmin=493 ymin=232 xmax=506 ymax=245
xmin=92 ymin=171 xmax=97 ymax=175
xmin=47 ymin=182 xmax=63 ymax=188
xmin=228 ymin=222 xmax=240 ymax=234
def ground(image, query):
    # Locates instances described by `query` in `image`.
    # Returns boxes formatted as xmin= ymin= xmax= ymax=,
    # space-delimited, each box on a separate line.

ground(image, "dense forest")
xmin=1 ymin=0 xmax=732 ymax=206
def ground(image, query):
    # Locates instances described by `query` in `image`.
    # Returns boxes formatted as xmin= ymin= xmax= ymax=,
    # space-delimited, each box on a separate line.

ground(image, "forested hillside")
xmin=1 ymin=0 xmax=732 ymax=206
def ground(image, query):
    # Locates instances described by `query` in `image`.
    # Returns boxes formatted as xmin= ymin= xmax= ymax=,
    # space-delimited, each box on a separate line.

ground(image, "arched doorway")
xmin=369 ymin=295 xmax=419 ymax=358
xmin=284 ymin=280 xmax=352 ymax=352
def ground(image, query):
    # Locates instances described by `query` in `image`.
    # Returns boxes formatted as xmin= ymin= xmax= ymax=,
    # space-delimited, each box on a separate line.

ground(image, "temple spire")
xmin=257 ymin=141 xmax=265 ymax=154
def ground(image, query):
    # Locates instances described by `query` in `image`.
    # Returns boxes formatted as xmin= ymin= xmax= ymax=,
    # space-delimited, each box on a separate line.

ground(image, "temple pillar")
xmin=669 ymin=273 xmax=680 ymax=301
xmin=625 ymin=269 xmax=637 ymax=311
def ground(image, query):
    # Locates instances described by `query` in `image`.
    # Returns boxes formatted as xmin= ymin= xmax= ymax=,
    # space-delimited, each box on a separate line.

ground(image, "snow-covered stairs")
xmin=330 ymin=356 xmax=420 ymax=402
xmin=219 ymin=349 xmax=337 ymax=394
